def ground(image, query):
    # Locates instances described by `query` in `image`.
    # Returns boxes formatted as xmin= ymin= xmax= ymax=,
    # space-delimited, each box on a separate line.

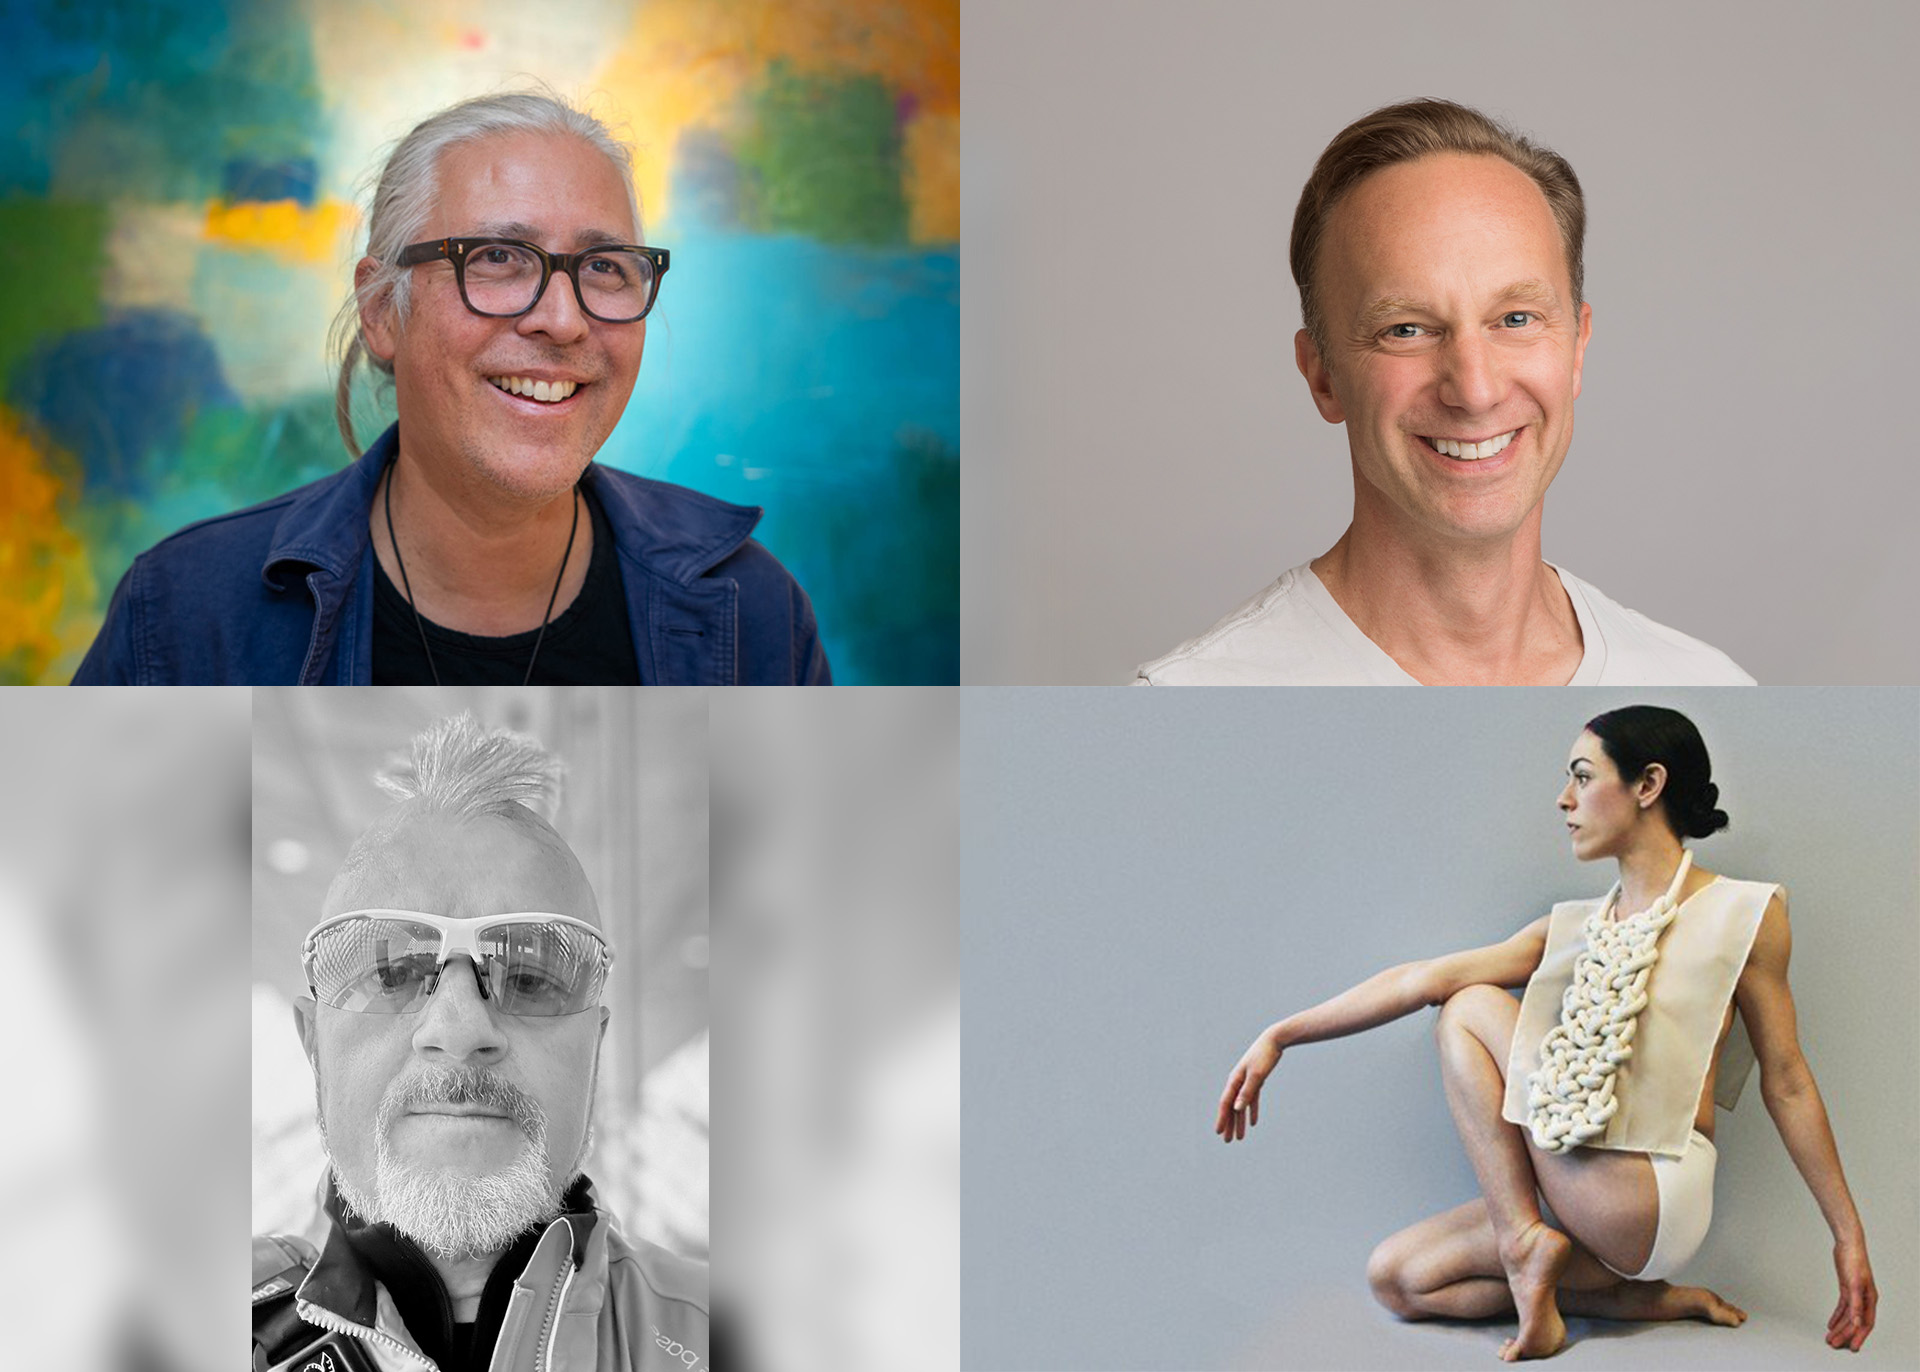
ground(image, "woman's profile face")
xmin=1558 ymin=731 xmax=1640 ymax=860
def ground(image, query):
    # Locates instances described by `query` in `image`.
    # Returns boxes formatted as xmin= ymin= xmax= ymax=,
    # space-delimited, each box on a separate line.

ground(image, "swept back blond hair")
xmin=1290 ymin=98 xmax=1585 ymax=362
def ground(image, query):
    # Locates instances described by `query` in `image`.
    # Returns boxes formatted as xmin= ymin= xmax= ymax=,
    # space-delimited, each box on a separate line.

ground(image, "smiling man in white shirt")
xmin=1136 ymin=99 xmax=1752 ymax=686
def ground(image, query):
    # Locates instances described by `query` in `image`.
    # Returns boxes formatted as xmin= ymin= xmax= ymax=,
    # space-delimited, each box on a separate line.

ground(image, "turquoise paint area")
xmin=605 ymin=233 xmax=959 ymax=683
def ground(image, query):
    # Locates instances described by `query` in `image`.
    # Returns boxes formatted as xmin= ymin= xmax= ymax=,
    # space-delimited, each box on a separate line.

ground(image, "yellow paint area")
xmin=0 ymin=409 xmax=96 ymax=681
xmin=904 ymin=110 xmax=958 ymax=243
xmin=595 ymin=0 xmax=958 ymax=240
xmin=202 ymin=196 xmax=359 ymax=265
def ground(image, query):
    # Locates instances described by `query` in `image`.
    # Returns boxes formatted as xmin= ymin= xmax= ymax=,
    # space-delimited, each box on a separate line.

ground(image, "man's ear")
xmin=292 ymin=994 xmax=320 ymax=1069
xmin=1295 ymin=328 xmax=1346 ymax=424
xmin=355 ymin=257 xmax=399 ymax=363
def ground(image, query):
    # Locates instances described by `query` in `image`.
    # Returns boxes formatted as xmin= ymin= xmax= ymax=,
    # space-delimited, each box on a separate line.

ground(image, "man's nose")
xmin=1435 ymin=330 xmax=1502 ymax=415
xmin=411 ymin=956 xmax=508 ymax=1062
xmin=518 ymin=265 xmax=592 ymax=344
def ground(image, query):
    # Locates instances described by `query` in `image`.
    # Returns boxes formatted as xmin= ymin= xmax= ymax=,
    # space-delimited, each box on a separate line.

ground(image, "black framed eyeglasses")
xmin=396 ymin=237 xmax=670 ymax=323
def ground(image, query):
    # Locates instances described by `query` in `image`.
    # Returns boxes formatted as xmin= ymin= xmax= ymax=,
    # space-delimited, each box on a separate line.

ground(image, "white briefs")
xmin=1598 ymin=1129 xmax=1718 ymax=1283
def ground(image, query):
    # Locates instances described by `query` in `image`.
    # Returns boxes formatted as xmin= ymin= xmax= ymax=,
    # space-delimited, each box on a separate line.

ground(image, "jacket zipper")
xmin=536 ymin=1256 xmax=577 ymax=1372
xmin=296 ymin=1297 xmax=439 ymax=1371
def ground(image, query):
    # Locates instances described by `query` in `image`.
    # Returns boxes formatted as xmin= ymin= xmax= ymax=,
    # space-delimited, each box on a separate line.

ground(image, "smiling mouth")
xmin=487 ymin=374 xmax=583 ymax=405
xmin=1415 ymin=428 xmax=1519 ymax=461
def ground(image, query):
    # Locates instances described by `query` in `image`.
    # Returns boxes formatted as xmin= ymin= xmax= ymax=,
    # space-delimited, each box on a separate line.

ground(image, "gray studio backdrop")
xmin=962 ymin=689 xmax=1919 ymax=1370
xmin=962 ymin=1 xmax=1920 ymax=684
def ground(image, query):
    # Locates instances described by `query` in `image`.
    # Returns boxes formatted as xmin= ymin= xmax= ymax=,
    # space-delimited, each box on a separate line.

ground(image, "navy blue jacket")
xmin=72 ymin=424 xmax=830 ymax=685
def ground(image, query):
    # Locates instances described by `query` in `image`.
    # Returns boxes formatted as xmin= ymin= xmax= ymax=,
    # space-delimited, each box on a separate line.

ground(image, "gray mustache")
xmin=379 ymin=1064 xmax=547 ymax=1138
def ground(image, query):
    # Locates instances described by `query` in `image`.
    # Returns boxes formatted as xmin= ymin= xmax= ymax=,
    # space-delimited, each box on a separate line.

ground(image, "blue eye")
xmin=1502 ymin=312 xmax=1534 ymax=328
xmin=1386 ymin=323 xmax=1422 ymax=339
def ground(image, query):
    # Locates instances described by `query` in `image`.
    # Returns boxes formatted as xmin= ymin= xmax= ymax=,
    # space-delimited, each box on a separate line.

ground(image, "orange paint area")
xmin=0 ymin=409 xmax=96 ymax=682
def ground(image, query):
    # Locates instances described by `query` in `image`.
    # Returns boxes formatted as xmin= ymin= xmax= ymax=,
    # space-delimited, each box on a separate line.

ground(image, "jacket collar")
xmin=261 ymin=422 xmax=763 ymax=591
xmin=297 ymin=1175 xmax=601 ymax=1365
xmin=262 ymin=426 xmax=392 ymax=591
xmin=580 ymin=460 xmax=761 ymax=586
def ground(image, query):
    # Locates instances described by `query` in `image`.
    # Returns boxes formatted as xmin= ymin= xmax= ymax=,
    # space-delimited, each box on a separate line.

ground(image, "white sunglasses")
xmin=303 ymin=909 xmax=614 ymax=1016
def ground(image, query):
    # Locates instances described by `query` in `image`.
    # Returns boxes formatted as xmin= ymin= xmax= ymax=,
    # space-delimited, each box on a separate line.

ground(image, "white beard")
xmin=348 ymin=1133 xmax=559 ymax=1261
xmin=325 ymin=1063 xmax=574 ymax=1262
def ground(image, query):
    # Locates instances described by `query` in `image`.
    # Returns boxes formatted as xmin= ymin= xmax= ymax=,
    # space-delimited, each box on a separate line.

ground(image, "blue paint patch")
xmin=222 ymin=155 xmax=317 ymax=206
xmin=8 ymin=308 xmax=238 ymax=497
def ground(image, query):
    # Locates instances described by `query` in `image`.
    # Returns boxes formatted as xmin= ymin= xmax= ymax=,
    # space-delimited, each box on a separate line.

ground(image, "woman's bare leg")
xmin=1434 ymin=985 xmax=1570 ymax=1359
xmin=1370 ymin=1199 xmax=1622 ymax=1320
xmin=1370 ymin=1199 xmax=1748 ymax=1329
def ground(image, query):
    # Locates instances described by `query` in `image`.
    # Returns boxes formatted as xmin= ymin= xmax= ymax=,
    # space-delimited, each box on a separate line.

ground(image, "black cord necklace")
xmin=382 ymin=460 xmax=581 ymax=686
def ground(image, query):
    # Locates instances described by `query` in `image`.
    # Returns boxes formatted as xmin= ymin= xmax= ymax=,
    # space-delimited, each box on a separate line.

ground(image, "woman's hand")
xmin=1215 ymin=1027 xmax=1283 ymax=1142
xmin=1826 ymin=1240 xmax=1876 ymax=1351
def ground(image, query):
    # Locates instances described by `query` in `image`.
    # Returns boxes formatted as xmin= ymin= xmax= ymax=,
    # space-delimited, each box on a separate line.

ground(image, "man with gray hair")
xmin=252 ymin=713 xmax=709 ymax=1371
xmin=76 ymin=89 xmax=829 ymax=685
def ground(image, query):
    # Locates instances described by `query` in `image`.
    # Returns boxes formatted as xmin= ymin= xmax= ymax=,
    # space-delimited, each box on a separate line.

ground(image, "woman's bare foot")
xmin=1563 ymin=1279 xmax=1747 ymax=1327
xmin=1497 ymin=1222 xmax=1571 ymax=1360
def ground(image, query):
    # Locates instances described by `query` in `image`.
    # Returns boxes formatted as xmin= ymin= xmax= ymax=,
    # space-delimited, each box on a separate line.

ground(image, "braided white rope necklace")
xmin=1525 ymin=850 xmax=1693 ymax=1153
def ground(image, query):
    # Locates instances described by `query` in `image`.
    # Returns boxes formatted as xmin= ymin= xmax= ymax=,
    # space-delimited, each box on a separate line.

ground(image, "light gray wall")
xmin=961 ymin=688 xmax=1919 ymax=1369
xmin=962 ymin=1 xmax=1920 ymax=684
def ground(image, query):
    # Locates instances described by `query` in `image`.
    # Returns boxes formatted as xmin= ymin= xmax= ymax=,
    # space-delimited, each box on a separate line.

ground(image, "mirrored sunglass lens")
xmin=463 ymin=241 xmax=543 ymax=313
xmin=310 ymin=919 xmax=441 ymax=1012
xmin=480 ymin=921 xmax=606 ymax=1014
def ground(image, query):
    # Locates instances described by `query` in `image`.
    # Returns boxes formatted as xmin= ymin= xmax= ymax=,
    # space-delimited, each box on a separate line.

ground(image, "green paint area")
xmin=738 ymin=62 xmax=908 ymax=245
xmin=0 ymin=199 xmax=107 ymax=385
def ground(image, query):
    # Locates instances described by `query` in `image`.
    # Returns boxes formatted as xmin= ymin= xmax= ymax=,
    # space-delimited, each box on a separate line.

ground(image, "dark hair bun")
xmin=1683 ymin=782 xmax=1730 ymax=839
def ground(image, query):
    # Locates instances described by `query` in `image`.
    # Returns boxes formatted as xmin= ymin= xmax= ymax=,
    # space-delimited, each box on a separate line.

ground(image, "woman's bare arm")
xmin=1734 ymin=893 xmax=1877 ymax=1352
xmin=1215 ymin=916 xmax=1547 ymax=1141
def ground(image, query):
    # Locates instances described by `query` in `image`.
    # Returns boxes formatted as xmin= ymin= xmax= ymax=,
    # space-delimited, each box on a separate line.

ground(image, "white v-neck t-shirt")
xmin=1133 ymin=563 xmax=1754 ymax=685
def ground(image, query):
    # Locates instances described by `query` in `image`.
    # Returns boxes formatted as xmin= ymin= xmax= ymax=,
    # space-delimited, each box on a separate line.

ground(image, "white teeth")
xmin=488 ymin=376 xmax=578 ymax=403
xmin=1426 ymin=429 xmax=1515 ymax=460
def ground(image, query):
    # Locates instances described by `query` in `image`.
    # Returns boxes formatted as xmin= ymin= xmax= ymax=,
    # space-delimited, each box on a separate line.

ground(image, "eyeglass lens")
xmin=463 ymin=241 xmax=657 ymax=321
xmin=309 ymin=917 xmax=607 ymax=1015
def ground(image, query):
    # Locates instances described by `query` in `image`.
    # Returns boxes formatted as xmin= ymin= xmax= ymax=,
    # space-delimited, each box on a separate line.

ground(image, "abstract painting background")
xmin=0 ymin=0 xmax=957 ymax=683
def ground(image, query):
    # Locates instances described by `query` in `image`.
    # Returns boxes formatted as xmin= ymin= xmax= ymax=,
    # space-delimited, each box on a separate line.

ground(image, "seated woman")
xmin=1215 ymin=705 xmax=1878 ymax=1360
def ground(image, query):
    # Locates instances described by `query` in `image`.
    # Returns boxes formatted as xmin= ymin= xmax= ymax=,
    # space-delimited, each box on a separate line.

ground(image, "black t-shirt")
xmin=372 ymin=481 xmax=643 ymax=684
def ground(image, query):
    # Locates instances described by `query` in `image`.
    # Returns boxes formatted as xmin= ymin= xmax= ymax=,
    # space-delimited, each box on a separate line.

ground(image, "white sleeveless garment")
xmin=1501 ymin=875 xmax=1782 ymax=1158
